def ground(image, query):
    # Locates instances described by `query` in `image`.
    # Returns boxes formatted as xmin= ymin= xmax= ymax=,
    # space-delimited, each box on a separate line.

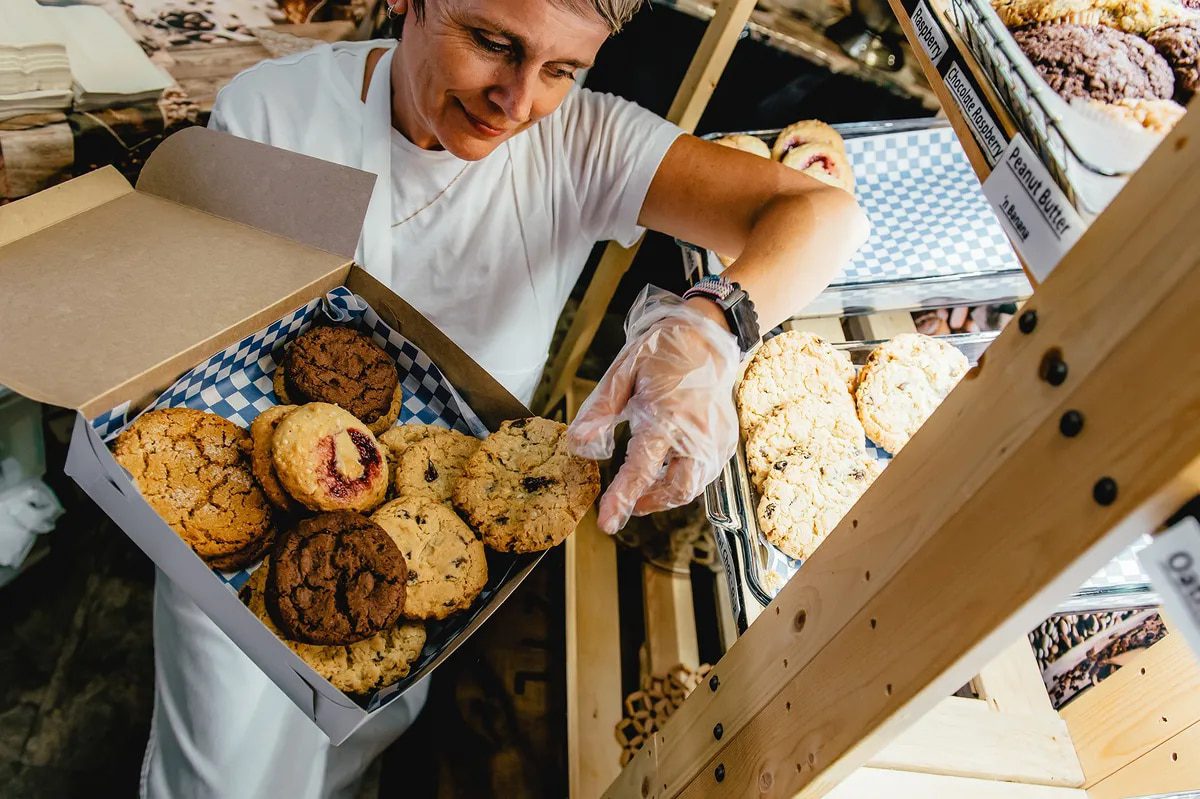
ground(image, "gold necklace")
xmin=390 ymin=163 xmax=470 ymax=228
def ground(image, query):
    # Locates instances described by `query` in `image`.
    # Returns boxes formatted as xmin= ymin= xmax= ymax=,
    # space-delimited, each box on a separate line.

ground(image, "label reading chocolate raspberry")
xmin=1139 ymin=516 xmax=1200 ymax=659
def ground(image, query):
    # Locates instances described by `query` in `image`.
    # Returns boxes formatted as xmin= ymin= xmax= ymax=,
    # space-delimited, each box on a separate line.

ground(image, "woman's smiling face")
xmin=390 ymin=0 xmax=610 ymax=159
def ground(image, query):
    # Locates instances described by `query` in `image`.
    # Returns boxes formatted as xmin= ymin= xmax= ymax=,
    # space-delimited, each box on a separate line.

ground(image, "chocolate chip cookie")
xmin=243 ymin=564 xmax=426 ymax=695
xmin=272 ymin=403 xmax=389 ymax=513
xmin=737 ymin=337 xmax=856 ymax=437
xmin=266 ymin=511 xmax=408 ymax=645
xmin=250 ymin=404 xmax=301 ymax=512
xmin=392 ymin=429 xmax=481 ymax=503
xmin=453 ymin=418 xmax=601 ymax=553
xmin=745 ymin=394 xmax=866 ymax=491
xmin=1015 ymin=23 xmax=1174 ymax=103
xmin=1147 ymin=20 xmax=1200 ymax=103
xmin=275 ymin=325 xmax=402 ymax=434
xmin=114 ymin=407 xmax=273 ymax=571
xmin=372 ymin=497 xmax=488 ymax=620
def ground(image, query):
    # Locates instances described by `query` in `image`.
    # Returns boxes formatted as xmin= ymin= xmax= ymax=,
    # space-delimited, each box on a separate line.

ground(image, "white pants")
xmin=142 ymin=569 xmax=429 ymax=799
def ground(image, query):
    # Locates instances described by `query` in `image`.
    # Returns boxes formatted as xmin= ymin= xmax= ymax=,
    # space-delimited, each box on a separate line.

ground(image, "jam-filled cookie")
xmin=272 ymin=403 xmax=388 ymax=513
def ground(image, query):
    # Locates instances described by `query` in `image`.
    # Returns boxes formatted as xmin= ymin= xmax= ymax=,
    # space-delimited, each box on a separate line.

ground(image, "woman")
xmin=143 ymin=0 xmax=869 ymax=795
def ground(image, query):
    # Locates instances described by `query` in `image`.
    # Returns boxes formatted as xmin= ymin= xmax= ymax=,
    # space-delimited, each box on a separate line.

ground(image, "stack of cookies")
xmin=114 ymin=323 xmax=601 ymax=696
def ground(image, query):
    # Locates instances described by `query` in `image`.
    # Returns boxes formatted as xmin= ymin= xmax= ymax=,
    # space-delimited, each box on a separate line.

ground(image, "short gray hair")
xmin=406 ymin=0 xmax=644 ymax=34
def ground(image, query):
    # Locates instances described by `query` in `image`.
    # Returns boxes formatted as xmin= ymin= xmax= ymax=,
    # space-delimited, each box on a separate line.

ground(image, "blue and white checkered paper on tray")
xmin=91 ymin=287 xmax=502 ymax=712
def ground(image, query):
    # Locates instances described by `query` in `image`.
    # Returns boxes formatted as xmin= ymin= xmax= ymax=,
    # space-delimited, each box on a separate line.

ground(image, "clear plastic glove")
xmin=567 ymin=286 xmax=741 ymax=534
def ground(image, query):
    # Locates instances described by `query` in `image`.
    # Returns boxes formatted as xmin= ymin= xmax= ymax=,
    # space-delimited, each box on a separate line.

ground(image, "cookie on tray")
xmin=392 ymin=428 xmax=481 ymax=503
xmin=274 ymin=325 xmax=402 ymax=434
xmin=714 ymin=134 xmax=772 ymax=159
xmin=379 ymin=424 xmax=440 ymax=461
xmin=114 ymin=407 xmax=274 ymax=572
xmin=372 ymin=497 xmax=488 ymax=620
xmin=782 ymin=144 xmax=855 ymax=194
xmin=1014 ymin=23 xmax=1174 ymax=103
xmin=854 ymin=333 xmax=969 ymax=454
xmin=453 ymin=418 xmax=601 ymax=553
xmin=745 ymin=394 xmax=866 ymax=490
xmin=756 ymin=439 xmax=882 ymax=561
xmin=243 ymin=565 xmax=426 ymax=695
xmin=1081 ymin=97 xmax=1187 ymax=136
xmin=1147 ymin=20 xmax=1200 ymax=103
xmin=771 ymin=120 xmax=846 ymax=161
xmin=266 ymin=511 xmax=408 ymax=645
xmin=272 ymin=403 xmax=389 ymax=513
xmin=250 ymin=404 xmax=301 ymax=512
xmin=737 ymin=332 xmax=857 ymax=435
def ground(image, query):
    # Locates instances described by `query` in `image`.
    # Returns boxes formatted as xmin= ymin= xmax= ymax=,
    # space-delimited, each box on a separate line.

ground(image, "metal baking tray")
xmin=946 ymin=0 xmax=1163 ymax=217
xmin=687 ymin=119 xmax=1031 ymax=317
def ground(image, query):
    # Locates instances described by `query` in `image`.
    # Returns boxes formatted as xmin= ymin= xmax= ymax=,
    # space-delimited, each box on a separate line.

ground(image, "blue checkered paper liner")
xmin=91 ymin=287 xmax=521 ymax=712
xmin=838 ymin=127 xmax=1020 ymax=284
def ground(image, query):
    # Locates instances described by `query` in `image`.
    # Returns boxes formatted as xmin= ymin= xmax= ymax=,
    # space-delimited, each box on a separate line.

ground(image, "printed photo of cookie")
xmin=1014 ymin=23 xmax=1174 ymax=103
xmin=745 ymin=394 xmax=867 ymax=490
xmin=250 ymin=404 xmax=300 ymax=512
xmin=391 ymin=428 xmax=482 ymax=503
xmin=854 ymin=333 xmax=969 ymax=454
xmin=266 ymin=511 xmax=408 ymax=645
xmin=243 ymin=565 xmax=426 ymax=695
xmin=372 ymin=497 xmax=488 ymax=620
xmin=272 ymin=403 xmax=389 ymax=513
xmin=114 ymin=407 xmax=274 ymax=572
xmin=453 ymin=418 xmax=601 ymax=553
xmin=275 ymin=325 xmax=402 ymax=434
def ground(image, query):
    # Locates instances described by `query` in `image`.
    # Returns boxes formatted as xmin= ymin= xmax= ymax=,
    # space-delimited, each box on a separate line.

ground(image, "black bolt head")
xmin=1059 ymin=410 xmax=1084 ymax=437
xmin=709 ymin=674 xmax=720 ymax=692
xmin=713 ymin=722 xmax=724 ymax=740
xmin=715 ymin=764 xmax=725 ymax=783
xmin=1041 ymin=354 xmax=1069 ymax=386
xmin=1093 ymin=477 xmax=1118 ymax=506
xmin=1018 ymin=309 xmax=1038 ymax=334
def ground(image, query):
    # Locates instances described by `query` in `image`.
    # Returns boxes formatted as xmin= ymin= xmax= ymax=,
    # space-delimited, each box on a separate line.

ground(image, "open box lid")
xmin=0 ymin=127 xmax=376 ymax=418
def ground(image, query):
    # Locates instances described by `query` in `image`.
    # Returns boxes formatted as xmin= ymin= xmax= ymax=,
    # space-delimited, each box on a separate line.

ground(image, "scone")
xmin=114 ymin=407 xmax=274 ymax=571
xmin=854 ymin=333 xmax=969 ymax=454
xmin=243 ymin=565 xmax=426 ymax=695
xmin=266 ymin=511 xmax=408 ymax=645
xmin=714 ymin=134 xmax=772 ymax=159
xmin=250 ymin=404 xmax=301 ymax=512
xmin=453 ymin=418 xmax=601 ymax=553
xmin=391 ymin=428 xmax=482 ymax=503
xmin=771 ymin=120 xmax=846 ymax=161
xmin=756 ymin=440 xmax=881 ymax=561
xmin=782 ymin=144 xmax=855 ymax=194
xmin=1014 ymin=23 xmax=1174 ymax=103
xmin=274 ymin=325 xmax=402 ymax=434
xmin=272 ymin=403 xmax=389 ymax=513
xmin=745 ymin=394 xmax=866 ymax=490
xmin=372 ymin=497 xmax=488 ymax=620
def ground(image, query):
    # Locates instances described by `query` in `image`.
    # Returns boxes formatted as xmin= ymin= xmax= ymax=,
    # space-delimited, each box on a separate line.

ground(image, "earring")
xmin=385 ymin=2 xmax=400 ymax=18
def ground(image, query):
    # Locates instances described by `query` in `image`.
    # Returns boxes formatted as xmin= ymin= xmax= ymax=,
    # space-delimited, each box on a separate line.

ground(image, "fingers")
xmin=596 ymin=433 xmax=670 ymax=534
xmin=565 ymin=357 xmax=636 ymax=461
xmin=630 ymin=456 xmax=706 ymax=517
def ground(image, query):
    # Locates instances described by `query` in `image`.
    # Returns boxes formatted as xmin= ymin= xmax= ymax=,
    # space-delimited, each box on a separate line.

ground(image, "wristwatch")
xmin=682 ymin=276 xmax=761 ymax=357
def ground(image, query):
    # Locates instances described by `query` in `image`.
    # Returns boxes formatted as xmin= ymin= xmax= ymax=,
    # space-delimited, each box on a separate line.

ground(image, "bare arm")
xmin=637 ymin=134 xmax=870 ymax=331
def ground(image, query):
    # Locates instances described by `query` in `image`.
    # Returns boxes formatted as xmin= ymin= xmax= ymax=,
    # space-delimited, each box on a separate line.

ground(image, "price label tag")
xmin=911 ymin=0 xmax=949 ymax=66
xmin=944 ymin=62 xmax=1006 ymax=165
xmin=1139 ymin=516 xmax=1200 ymax=659
xmin=982 ymin=133 xmax=1084 ymax=280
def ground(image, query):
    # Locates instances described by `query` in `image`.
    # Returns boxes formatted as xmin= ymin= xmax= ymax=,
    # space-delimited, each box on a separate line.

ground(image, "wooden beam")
xmin=972 ymin=638 xmax=1055 ymax=717
xmin=663 ymin=0 xmax=760 ymax=133
xmin=603 ymin=106 xmax=1200 ymax=799
xmin=1061 ymin=627 xmax=1200 ymax=787
xmin=782 ymin=316 xmax=848 ymax=342
xmin=643 ymin=564 xmax=700 ymax=675
xmin=844 ymin=311 xmax=917 ymax=341
xmin=865 ymin=696 xmax=1083 ymax=787
xmin=1086 ymin=720 xmax=1200 ymax=799
xmin=825 ymin=767 xmax=1089 ymax=799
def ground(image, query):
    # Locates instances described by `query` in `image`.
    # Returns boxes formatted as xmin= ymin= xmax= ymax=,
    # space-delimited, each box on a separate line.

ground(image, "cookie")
xmin=243 ymin=565 xmax=426 ymax=695
xmin=737 ymin=332 xmax=857 ymax=435
xmin=714 ymin=134 xmax=772 ymax=159
xmin=756 ymin=440 xmax=881 ymax=561
xmin=272 ymin=403 xmax=389 ymax=513
xmin=392 ymin=428 xmax=482 ymax=502
xmin=854 ymin=333 xmax=969 ymax=454
xmin=114 ymin=408 xmax=273 ymax=571
xmin=251 ymin=404 xmax=301 ymax=512
xmin=1081 ymin=97 xmax=1187 ymax=134
xmin=749 ymin=331 xmax=857 ymax=393
xmin=266 ymin=511 xmax=407 ymax=645
xmin=1147 ymin=20 xmax=1200 ymax=102
xmin=379 ymin=424 xmax=440 ymax=460
xmin=745 ymin=394 xmax=866 ymax=490
xmin=1014 ymin=23 xmax=1174 ymax=103
xmin=782 ymin=144 xmax=855 ymax=194
xmin=992 ymin=0 xmax=1103 ymax=27
xmin=277 ymin=325 xmax=402 ymax=434
xmin=372 ymin=497 xmax=488 ymax=620
xmin=453 ymin=418 xmax=601 ymax=553
xmin=771 ymin=120 xmax=846 ymax=161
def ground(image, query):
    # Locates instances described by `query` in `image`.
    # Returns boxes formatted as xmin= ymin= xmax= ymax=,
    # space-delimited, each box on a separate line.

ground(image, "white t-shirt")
xmin=208 ymin=39 xmax=682 ymax=403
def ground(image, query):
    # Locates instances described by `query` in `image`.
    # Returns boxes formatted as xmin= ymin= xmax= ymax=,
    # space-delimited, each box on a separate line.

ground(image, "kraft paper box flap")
xmin=136 ymin=128 xmax=375 ymax=261
xmin=0 ymin=128 xmax=376 ymax=417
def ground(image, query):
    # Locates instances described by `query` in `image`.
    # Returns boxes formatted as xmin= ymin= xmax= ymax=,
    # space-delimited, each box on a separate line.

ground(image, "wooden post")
xmin=602 ymin=107 xmax=1200 ymax=799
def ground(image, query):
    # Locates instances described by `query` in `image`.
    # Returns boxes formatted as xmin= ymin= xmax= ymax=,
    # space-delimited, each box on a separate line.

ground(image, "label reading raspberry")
xmin=911 ymin=1 xmax=949 ymax=66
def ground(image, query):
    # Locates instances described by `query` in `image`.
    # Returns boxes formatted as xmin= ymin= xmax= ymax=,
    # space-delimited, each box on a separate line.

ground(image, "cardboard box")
xmin=0 ymin=127 xmax=541 ymax=743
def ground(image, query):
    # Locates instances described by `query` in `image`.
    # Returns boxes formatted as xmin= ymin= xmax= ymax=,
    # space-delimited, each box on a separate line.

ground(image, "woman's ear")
xmin=389 ymin=0 xmax=410 ymax=15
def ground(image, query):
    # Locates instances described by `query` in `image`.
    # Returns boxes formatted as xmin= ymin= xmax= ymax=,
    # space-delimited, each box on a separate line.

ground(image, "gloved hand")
xmin=567 ymin=286 xmax=741 ymax=534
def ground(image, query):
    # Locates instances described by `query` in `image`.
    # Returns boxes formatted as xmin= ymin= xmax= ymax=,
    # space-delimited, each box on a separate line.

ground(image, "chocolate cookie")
xmin=372 ymin=497 xmax=488 ymax=620
xmin=392 ymin=429 xmax=481 ymax=503
xmin=243 ymin=565 xmax=426 ymax=695
xmin=1015 ymin=23 xmax=1174 ymax=103
xmin=266 ymin=511 xmax=408 ymax=645
xmin=277 ymin=326 xmax=402 ymax=434
xmin=250 ymin=404 xmax=301 ymax=512
xmin=272 ymin=403 xmax=389 ymax=513
xmin=1147 ymin=20 xmax=1200 ymax=102
xmin=114 ymin=408 xmax=273 ymax=571
xmin=453 ymin=418 xmax=601 ymax=553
